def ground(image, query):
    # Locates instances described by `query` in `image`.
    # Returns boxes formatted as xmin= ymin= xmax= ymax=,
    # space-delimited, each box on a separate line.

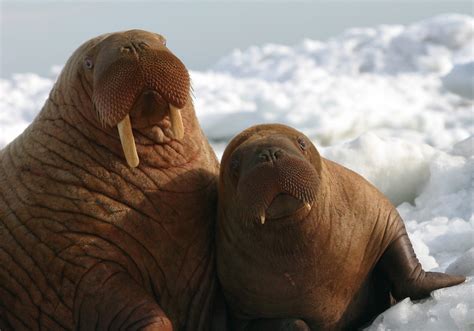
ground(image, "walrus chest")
xmin=222 ymin=253 xmax=365 ymax=319
xmin=1 ymin=155 xmax=216 ymax=329
xmin=217 ymin=214 xmax=382 ymax=323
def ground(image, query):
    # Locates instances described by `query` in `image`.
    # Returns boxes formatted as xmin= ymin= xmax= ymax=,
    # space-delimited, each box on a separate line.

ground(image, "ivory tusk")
xmin=169 ymin=105 xmax=184 ymax=140
xmin=117 ymin=115 xmax=139 ymax=168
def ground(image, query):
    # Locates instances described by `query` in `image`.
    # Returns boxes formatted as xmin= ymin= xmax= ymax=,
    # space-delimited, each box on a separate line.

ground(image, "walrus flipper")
xmin=378 ymin=222 xmax=465 ymax=301
xmin=232 ymin=318 xmax=310 ymax=331
xmin=74 ymin=263 xmax=172 ymax=330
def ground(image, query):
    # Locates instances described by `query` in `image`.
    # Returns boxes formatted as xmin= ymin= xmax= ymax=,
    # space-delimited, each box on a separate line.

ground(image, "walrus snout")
xmin=231 ymin=142 xmax=318 ymax=224
xmin=89 ymin=30 xmax=190 ymax=167
xmin=93 ymin=32 xmax=190 ymax=126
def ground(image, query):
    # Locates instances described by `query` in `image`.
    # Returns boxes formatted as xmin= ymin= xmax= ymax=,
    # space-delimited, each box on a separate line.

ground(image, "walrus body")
xmin=0 ymin=30 xmax=219 ymax=330
xmin=216 ymin=124 xmax=465 ymax=330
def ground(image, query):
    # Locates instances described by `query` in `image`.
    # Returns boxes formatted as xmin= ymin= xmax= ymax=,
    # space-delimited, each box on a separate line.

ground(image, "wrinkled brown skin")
xmin=0 ymin=30 xmax=219 ymax=330
xmin=216 ymin=124 xmax=465 ymax=331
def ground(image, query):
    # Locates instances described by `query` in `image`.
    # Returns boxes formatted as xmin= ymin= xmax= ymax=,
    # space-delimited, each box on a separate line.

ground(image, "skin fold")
xmin=0 ymin=30 xmax=219 ymax=330
xmin=216 ymin=124 xmax=465 ymax=331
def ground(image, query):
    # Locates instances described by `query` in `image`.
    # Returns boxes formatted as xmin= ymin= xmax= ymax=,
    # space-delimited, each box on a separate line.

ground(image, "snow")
xmin=194 ymin=14 xmax=473 ymax=148
xmin=366 ymin=281 xmax=474 ymax=331
xmin=442 ymin=61 xmax=474 ymax=100
xmin=1 ymin=14 xmax=473 ymax=331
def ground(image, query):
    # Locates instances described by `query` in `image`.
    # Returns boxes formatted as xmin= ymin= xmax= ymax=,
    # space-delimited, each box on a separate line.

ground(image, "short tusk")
xmin=169 ymin=105 xmax=184 ymax=140
xmin=117 ymin=115 xmax=139 ymax=168
xmin=305 ymin=202 xmax=312 ymax=211
xmin=260 ymin=215 xmax=266 ymax=225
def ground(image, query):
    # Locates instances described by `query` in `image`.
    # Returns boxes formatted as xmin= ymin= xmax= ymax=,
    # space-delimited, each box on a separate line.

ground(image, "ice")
xmin=447 ymin=248 xmax=474 ymax=277
xmin=452 ymin=136 xmax=474 ymax=157
xmin=0 ymin=73 xmax=54 ymax=147
xmin=322 ymin=133 xmax=473 ymax=273
xmin=193 ymin=70 xmax=472 ymax=148
xmin=328 ymin=133 xmax=473 ymax=330
xmin=321 ymin=133 xmax=436 ymax=206
xmin=442 ymin=61 xmax=474 ymax=100
xmin=192 ymin=14 xmax=473 ymax=147
xmin=1 ymin=14 xmax=473 ymax=330
xmin=213 ymin=14 xmax=473 ymax=77
xmin=366 ymin=279 xmax=474 ymax=331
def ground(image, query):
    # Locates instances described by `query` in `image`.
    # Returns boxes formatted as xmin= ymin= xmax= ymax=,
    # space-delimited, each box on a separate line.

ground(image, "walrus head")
xmin=220 ymin=124 xmax=323 ymax=226
xmin=53 ymin=30 xmax=191 ymax=168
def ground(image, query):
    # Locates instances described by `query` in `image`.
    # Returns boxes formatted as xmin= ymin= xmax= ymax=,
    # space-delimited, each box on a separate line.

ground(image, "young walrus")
xmin=216 ymin=124 xmax=465 ymax=331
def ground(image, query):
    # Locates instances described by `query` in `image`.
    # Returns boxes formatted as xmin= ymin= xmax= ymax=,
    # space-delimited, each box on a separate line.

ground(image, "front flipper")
xmin=74 ymin=262 xmax=172 ymax=330
xmin=378 ymin=223 xmax=465 ymax=301
xmin=231 ymin=318 xmax=310 ymax=331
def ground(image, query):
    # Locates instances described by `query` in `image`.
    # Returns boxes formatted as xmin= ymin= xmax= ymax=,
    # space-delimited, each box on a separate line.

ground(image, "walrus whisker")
xmin=117 ymin=114 xmax=139 ymax=168
xmin=93 ymin=103 xmax=107 ymax=128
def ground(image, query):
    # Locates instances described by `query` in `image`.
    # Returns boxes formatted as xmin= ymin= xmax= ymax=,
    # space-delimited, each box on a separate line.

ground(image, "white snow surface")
xmin=1 ymin=14 xmax=473 ymax=331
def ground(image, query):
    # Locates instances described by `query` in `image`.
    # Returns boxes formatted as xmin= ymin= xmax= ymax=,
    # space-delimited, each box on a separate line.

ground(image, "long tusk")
xmin=117 ymin=115 xmax=139 ymax=168
xmin=169 ymin=104 xmax=184 ymax=140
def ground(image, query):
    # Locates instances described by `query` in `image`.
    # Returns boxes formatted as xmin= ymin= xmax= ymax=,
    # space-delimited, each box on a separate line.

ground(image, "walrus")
xmin=0 ymin=30 xmax=219 ymax=330
xmin=216 ymin=124 xmax=465 ymax=330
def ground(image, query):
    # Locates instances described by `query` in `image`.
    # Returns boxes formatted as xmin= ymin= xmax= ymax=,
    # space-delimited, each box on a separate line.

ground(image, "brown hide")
xmin=0 ymin=30 xmax=219 ymax=331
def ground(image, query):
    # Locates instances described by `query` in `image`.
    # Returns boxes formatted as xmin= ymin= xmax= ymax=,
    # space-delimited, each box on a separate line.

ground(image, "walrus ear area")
xmin=307 ymin=140 xmax=323 ymax=174
xmin=75 ymin=34 xmax=109 ymax=72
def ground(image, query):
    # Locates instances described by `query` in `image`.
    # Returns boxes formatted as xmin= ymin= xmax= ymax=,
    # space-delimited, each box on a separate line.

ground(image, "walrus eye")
xmin=84 ymin=57 xmax=94 ymax=70
xmin=297 ymin=137 xmax=307 ymax=151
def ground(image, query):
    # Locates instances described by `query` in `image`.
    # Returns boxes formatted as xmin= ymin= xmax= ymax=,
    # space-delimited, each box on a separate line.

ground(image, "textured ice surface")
xmin=442 ymin=61 xmax=474 ymax=100
xmin=366 ymin=279 xmax=474 ymax=331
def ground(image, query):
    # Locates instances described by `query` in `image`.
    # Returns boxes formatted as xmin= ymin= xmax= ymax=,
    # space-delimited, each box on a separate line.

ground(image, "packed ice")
xmin=1 ymin=14 xmax=473 ymax=330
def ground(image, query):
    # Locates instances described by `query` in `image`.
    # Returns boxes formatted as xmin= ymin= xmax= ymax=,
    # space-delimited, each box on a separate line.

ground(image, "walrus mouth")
xmin=260 ymin=193 xmax=312 ymax=224
xmin=116 ymin=104 xmax=184 ymax=168
xmin=236 ymin=155 xmax=319 ymax=225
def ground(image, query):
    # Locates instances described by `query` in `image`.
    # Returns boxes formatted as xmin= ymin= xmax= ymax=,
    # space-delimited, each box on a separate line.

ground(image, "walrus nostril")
xmin=137 ymin=42 xmax=149 ymax=50
xmin=120 ymin=45 xmax=134 ymax=53
xmin=258 ymin=148 xmax=284 ymax=162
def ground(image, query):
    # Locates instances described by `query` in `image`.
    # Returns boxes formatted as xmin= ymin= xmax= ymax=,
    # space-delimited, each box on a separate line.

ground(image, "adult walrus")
xmin=0 ymin=30 xmax=219 ymax=330
xmin=216 ymin=124 xmax=465 ymax=330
